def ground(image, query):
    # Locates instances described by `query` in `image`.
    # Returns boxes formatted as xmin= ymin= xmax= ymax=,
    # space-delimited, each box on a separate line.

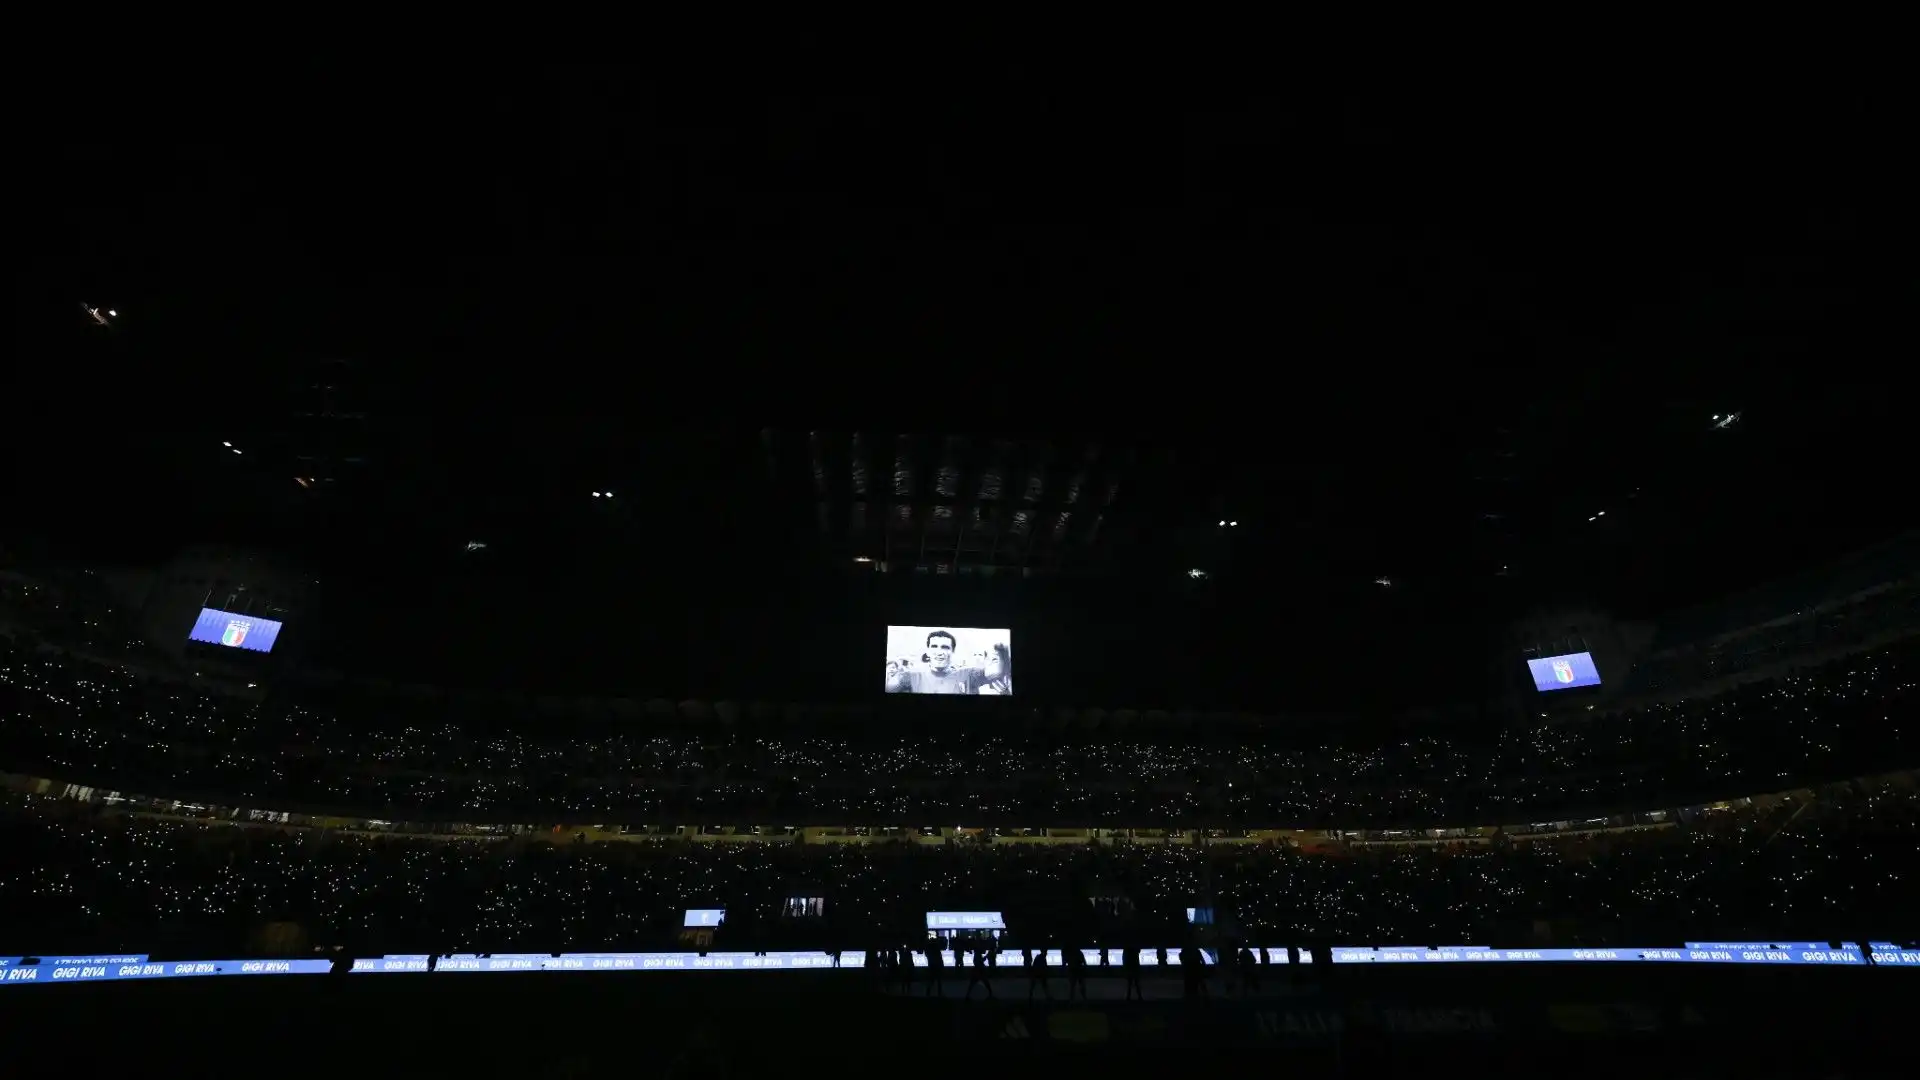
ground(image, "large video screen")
xmin=884 ymin=625 xmax=1012 ymax=696
xmin=1526 ymin=650 xmax=1602 ymax=692
xmin=186 ymin=608 xmax=285 ymax=654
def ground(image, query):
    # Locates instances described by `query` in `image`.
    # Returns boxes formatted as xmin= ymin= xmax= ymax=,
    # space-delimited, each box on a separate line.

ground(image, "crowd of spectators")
xmin=1 ymin=629 xmax=1914 ymax=828
xmin=2 ymin=779 xmax=1913 ymax=959
xmin=4 ymin=559 xmax=1917 ymax=966
xmin=0 ymin=569 xmax=157 ymax=663
xmin=1625 ymin=577 xmax=1920 ymax=695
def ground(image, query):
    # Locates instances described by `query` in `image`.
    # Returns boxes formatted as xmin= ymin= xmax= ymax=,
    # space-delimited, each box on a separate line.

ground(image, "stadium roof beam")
xmin=807 ymin=430 xmax=833 ymax=542
xmin=760 ymin=429 xmax=816 ymax=545
xmin=1025 ymin=450 xmax=1074 ymax=572
xmin=948 ymin=437 xmax=993 ymax=571
xmin=1083 ymin=442 xmax=1165 ymax=574
xmin=913 ymin=434 xmax=946 ymax=572
xmin=819 ymin=430 xmax=854 ymax=555
xmin=865 ymin=430 xmax=890 ymax=564
xmin=1072 ymin=448 xmax=1125 ymax=560
xmin=890 ymin=434 xmax=923 ymax=570
xmin=986 ymin=441 xmax=1038 ymax=568
xmin=1010 ymin=443 xmax=1055 ymax=571
xmin=847 ymin=430 xmax=877 ymax=563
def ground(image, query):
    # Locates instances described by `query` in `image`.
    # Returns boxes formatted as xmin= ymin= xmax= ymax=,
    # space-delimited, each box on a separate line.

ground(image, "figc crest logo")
xmin=221 ymin=620 xmax=251 ymax=648
xmin=1552 ymin=659 xmax=1575 ymax=684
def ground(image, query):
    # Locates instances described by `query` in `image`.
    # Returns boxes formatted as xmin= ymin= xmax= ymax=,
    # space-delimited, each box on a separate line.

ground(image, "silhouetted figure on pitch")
xmin=965 ymin=944 xmax=995 ymax=1000
xmin=1238 ymin=946 xmax=1261 ymax=993
xmin=1027 ymin=947 xmax=1052 ymax=1001
xmin=1064 ymin=945 xmax=1088 ymax=1000
xmin=1122 ymin=946 xmax=1144 ymax=1000
xmin=924 ymin=942 xmax=945 ymax=996
xmin=1310 ymin=941 xmax=1332 ymax=983
xmin=1180 ymin=946 xmax=1209 ymax=999
xmin=897 ymin=946 xmax=915 ymax=994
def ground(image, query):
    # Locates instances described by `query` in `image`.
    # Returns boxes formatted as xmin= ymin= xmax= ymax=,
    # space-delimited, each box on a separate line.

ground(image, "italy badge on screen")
xmin=187 ymin=607 xmax=285 ymax=654
xmin=1527 ymin=651 xmax=1600 ymax=693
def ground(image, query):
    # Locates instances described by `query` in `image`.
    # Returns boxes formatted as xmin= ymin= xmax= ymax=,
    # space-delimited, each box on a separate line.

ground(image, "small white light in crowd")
xmin=1188 ymin=568 xmax=1207 ymax=579
xmin=222 ymin=441 xmax=232 ymax=447
xmin=231 ymin=448 xmax=243 ymax=455
xmin=591 ymin=491 xmax=602 ymax=498
xmin=108 ymin=309 xmax=117 ymax=317
xmin=1588 ymin=515 xmax=1597 ymax=521
xmin=1218 ymin=520 xmax=1225 ymax=526
xmin=1596 ymin=510 xmax=1605 ymax=517
xmin=1229 ymin=521 xmax=1238 ymax=527
xmin=854 ymin=556 xmax=873 ymax=563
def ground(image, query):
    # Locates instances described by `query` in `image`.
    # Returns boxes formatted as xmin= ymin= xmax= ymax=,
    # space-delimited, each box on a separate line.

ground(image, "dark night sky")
xmin=8 ymin=78 xmax=1915 ymax=704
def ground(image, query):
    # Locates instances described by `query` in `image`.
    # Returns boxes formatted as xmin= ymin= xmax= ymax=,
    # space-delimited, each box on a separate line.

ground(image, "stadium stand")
xmin=4 ymin=557 xmax=1919 ymax=969
xmin=2 ymin=773 xmax=1916 ymax=959
xmin=4 ymin=547 xmax=1917 ymax=1080
xmin=1 ymin=622 xmax=1914 ymax=827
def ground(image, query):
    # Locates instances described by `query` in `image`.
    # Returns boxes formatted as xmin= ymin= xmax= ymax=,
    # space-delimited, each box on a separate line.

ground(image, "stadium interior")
xmin=7 ymin=79 xmax=1915 ymax=1073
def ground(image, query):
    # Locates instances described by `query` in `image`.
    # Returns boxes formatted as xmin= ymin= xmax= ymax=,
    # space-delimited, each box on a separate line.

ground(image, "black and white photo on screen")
xmin=884 ymin=625 xmax=1012 ymax=696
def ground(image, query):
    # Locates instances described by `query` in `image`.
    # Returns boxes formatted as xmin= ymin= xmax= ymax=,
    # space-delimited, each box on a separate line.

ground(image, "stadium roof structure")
xmin=764 ymin=429 xmax=1151 ymax=578
xmin=10 ymin=382 xmax=1904 ymax=618
xmin=11 ymin=81 xmax=1909 ymax=682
